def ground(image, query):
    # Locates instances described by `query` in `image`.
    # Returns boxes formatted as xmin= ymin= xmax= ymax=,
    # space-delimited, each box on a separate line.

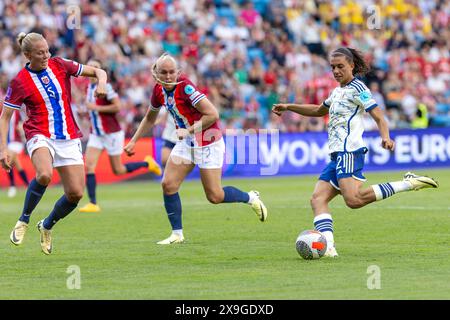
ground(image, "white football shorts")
xmin=86 ymin=131 xmax=124 ymax=156
xmin=170 ymin=138 xmax=225 ymax=169
xmin=26 ymin=134 xmax=84 ymax=167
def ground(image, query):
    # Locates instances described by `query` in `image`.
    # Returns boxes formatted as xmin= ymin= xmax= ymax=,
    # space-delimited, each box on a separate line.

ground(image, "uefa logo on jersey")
xmin=41 ymin=76 xmax=50 ymax=85
xmin=184 ymin=85 xmax=195 ymax=95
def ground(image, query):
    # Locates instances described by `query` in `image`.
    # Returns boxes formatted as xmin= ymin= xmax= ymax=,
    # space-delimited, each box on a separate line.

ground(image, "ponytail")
xmin=16 ymin=32 xmax=45 ymax=53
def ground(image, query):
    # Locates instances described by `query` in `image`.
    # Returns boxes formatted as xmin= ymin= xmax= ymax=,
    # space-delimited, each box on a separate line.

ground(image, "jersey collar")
xmin=25 ymin=62 xmax=47 ymax=74
xmin=344 ymin=77 xmax=358 ymax=87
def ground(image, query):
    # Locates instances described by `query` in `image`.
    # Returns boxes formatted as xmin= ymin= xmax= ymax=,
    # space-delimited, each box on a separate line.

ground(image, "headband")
xmin=332 ymin=47 xmax=353 ymax=60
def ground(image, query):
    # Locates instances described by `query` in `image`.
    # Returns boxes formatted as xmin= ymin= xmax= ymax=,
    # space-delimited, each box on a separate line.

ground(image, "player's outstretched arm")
xmin=81 ymin=65 xmax=108 ymax=97
xmin=369 ymin=106 xmax=395 ymax=151
xmin=0 ymin=105 xmax=14 ymax=171
xmin=124 ymin=108 xmax=160 ymax=156
xmin=272 ymin=103 xmax=328 ymax=117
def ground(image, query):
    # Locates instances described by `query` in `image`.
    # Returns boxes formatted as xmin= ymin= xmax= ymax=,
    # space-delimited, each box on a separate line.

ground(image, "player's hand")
xmin=176 ymin=128 xmax=190 ymax=140
xmin=381 ymin=138 xmax=395 ymax=151
xmin=0 ymin=151 xmax=11 ymax=172
xmin=272 ymin=104 xmax=288 ymax=116
xmin=124 ymin=141 xmax=136 ymax=156
xmin=94 ymin=83 xmax=107 ymax=98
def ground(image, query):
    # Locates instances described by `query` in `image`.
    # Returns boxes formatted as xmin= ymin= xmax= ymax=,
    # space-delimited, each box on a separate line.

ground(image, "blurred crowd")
xmin=0 ymin=0 xmax=449 ymax=140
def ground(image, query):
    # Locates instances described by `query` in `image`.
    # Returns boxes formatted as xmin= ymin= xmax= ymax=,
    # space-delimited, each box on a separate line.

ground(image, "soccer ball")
xmin=295 ymin=230 xmax=327 ymax=260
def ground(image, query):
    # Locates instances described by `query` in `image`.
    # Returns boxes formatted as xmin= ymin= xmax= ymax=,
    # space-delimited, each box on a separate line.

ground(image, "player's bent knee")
xmin=344 ymin=197 xmax=363 ymax=209
xmin=206 ymin=193 xmax=223 ymax=204
xmin=161 ymin=180 xmax=179 ymax=194
xmin=36 ymin=172 xmax=52 ymax=186
xmin=66 ymin=191 xmax=83 ymax=203
xmin=112 ymin=167 xmax=124 ymax=175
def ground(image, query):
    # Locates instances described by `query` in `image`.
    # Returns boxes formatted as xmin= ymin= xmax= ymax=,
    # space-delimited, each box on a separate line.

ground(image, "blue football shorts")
xmin=319 ymin=148 xmax=368 ymax=190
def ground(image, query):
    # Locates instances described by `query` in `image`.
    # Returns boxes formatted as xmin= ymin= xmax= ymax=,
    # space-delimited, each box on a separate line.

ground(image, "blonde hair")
xmin=151 ymin=53 xmax=183 ymax=86
xmin=17 ymin=32 xmax=45 ymax=53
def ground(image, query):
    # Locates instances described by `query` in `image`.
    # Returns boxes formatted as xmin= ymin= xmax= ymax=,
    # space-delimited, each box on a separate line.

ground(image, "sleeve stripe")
xmin=192 ymin=94 xmax=206 ymax=106
xmin=355 ymin=80 xmax=368 ymax=91
xmin=149 ymin=104 xmax=160 ymax=111
xmin=353 ymin=82 xmax=364 ymax=92
xmin=365 ymin=103 xmax=378 ymax=111
xmin=3 ymin=101 xmax=21 ymax=110
xmin=349 ymin=84 xmax=363 ymax=93
xmin=322 ymin=101 xmax=330 ymax=108
xmin=76 ymin=64 xmax=83 ymax=76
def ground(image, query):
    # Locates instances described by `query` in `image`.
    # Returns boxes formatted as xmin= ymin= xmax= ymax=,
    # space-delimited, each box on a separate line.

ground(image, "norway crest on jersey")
xmin=41 ymin=75 xmax=50 ymax=85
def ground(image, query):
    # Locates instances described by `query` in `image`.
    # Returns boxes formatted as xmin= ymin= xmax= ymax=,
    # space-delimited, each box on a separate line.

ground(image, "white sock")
xmin=313 ymin=213 xmax=334 ymax=248
xmin=372 ymin=181 xmax=411 ymax=201
xmin=172 ymin=229 xmax=183 ymax=237
xmin=247 ymin=191 xmax=258 ymax=204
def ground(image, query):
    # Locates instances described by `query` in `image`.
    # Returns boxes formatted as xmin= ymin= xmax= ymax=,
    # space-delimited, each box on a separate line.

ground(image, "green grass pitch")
xmin=0 ymin=169 xmax=449 ymax=299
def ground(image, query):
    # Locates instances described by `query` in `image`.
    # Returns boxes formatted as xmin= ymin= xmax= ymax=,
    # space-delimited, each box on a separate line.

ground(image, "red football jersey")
xmin=3 ymin=57 xmax=83 ymax=140
xmin=6 ymin=108 xmax=24 ymax=143
xmin=150 ymin=76 xmax=222 ymax=146
xmin=86 ymin=83 xmax=121 ymax=135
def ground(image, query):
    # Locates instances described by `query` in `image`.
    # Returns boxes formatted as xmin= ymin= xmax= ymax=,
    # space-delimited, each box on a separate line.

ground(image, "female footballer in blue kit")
xmin=272 ymin=47 xmax=438 ymax=257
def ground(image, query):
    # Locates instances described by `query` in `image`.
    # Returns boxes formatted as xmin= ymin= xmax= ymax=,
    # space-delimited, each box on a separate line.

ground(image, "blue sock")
xmin=313 ymin=213 xmax=335 ymax=248
xmin=19 ymin=170 xmax=29 ymax=185
xmin=19 ymin=179 xmax=47 ymax=223
xmin=86 ymin=173 xmax=97 ymax=204
xmin=222 ymin=186 xmax=250 ymax=203
xmin=8 ymin=169 xmax=15 ymax=186
xmin=163 ymin=193 xmax=182 ymax=230
xmin=125 ymin=161 xmax=147 ymax=173
xmin=43 ymin=195 xmax=78 ymax=230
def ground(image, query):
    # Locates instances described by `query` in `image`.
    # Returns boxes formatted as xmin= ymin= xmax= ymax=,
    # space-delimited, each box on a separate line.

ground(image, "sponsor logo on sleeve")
xmin=184 ymin=83 xmax=205 ymax=105
xmin=184 ymin=85 xmax=195 ymax=95
xmin=359 ymin=91 xmax=372 ymax=103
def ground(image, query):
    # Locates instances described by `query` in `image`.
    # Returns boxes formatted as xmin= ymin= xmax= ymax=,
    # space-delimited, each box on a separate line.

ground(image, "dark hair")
xmin=330 ymin=47 xmax=370 ymax=76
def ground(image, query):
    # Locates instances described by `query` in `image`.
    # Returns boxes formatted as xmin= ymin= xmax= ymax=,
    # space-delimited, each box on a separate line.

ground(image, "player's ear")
xmin=349 ymin=61 xmax=355 ymax=73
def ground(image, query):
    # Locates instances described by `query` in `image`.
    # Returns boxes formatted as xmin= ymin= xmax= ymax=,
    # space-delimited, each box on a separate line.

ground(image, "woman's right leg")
xmin=22 ymin=147 xmax=53 ymax=219
xmin=10 ymin=147 xmax=53 ymax=245
xmin=310 ymin=180 xmax=340 ymax=255
xmin=157 ymin=155 xmax=194 ymax=244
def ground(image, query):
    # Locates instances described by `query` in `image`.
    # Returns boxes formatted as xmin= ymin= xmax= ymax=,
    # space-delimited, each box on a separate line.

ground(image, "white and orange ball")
xmin=295 ymin=230 xmax=327 ymax=260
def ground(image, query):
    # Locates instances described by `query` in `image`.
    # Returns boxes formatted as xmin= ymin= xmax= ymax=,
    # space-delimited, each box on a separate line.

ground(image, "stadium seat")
xmin=253 ymin=0 xmax=269 ymax=14
xmin=217 ymin=7 xmax=237 ymax=26
xmin=436 ymin=103 xmax=449 ymax=114
xmin=152 ymin=21 xmax=170 ymax=34
xmin=247 ymin=47 xmax=266 ymax=64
